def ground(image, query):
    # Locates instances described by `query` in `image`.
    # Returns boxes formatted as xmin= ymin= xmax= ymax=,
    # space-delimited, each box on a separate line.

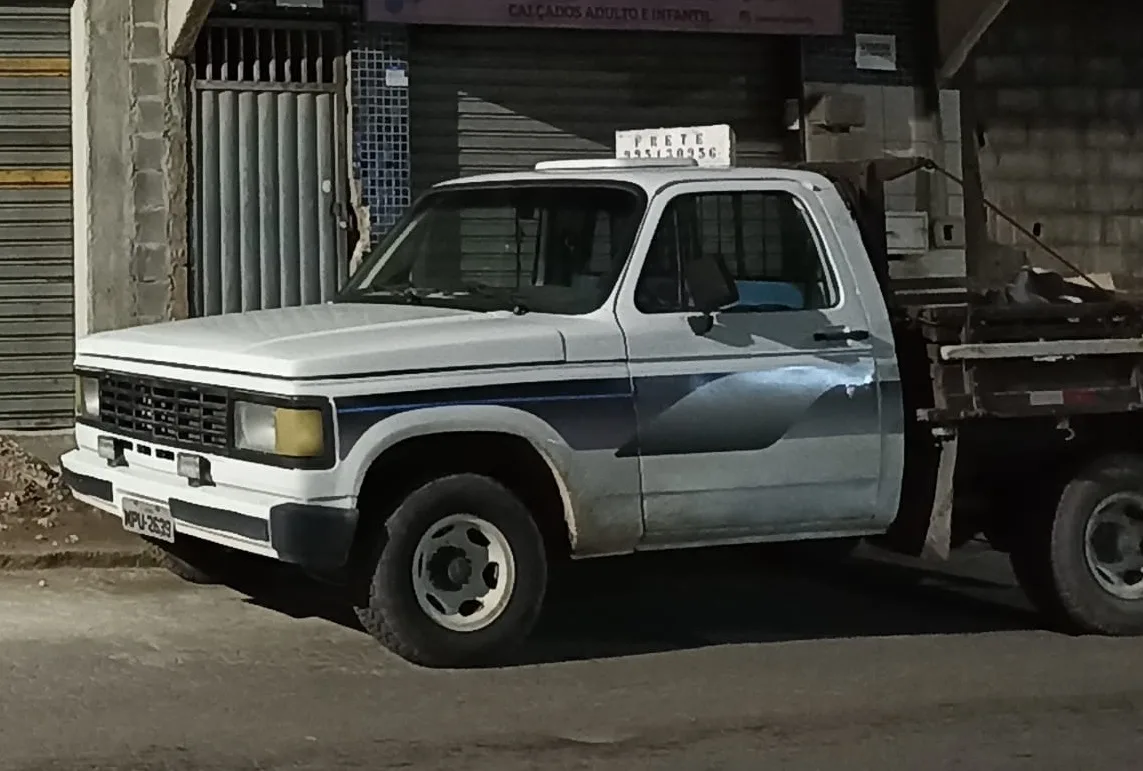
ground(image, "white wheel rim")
xmin=411 ymin=514 xmax=517 ymax=632
xmin=1084 ymin=491 xmax=1143 ymax=601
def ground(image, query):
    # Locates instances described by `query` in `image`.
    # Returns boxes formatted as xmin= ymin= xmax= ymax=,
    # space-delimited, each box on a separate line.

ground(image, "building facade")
xmin=47 ymin=0 xmax=949 ymax=446
xmin=352 ymin=0 xmax=935 ymax=241
xmin=187 ymin=0 xmax=938 ymax=313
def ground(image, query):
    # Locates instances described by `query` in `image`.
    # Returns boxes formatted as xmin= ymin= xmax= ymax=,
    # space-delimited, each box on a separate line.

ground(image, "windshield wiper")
xmin=348 ymin=285 xmax=425 ymax=305
xmin=460 ymin=282 xmax=530 ymax=316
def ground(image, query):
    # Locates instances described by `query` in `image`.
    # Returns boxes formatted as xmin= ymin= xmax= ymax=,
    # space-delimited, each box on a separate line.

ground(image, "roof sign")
xmin=535 ymin=158 xmax=698 ymax=172
xmin=614 ymin=124 xmax=737 ymax=168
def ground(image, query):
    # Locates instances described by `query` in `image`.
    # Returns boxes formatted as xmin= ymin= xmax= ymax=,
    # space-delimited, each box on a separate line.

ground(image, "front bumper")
xmin=60 ymin=447 xmax=359 ymax=572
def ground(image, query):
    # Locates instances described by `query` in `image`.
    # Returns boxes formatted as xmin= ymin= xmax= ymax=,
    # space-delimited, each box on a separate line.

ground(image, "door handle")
xmin=813 ymin=326 xmax=870 ymax=343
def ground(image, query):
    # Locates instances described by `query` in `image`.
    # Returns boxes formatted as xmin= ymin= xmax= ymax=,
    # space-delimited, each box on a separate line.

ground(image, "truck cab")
xmin=64 ymin=125 xmax=902 ymax=666
xmin=328 ymin=153 xmax=902 ymax=548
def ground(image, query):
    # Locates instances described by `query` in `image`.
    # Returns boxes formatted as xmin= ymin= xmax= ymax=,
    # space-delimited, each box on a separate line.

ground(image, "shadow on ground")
xmin=231 ymin=541 xmax=1040 ymax=666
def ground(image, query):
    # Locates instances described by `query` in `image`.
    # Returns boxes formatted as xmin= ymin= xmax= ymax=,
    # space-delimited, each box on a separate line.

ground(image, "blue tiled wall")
xmin=349 ymin=24 xmax=411 ymax=241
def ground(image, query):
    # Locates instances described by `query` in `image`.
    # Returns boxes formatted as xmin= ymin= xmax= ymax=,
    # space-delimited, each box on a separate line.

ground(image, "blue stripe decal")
xmin=334 ymin=377 xmax=638 ymax=457
xmin=331 ymin=369 xmax=891 ymax=461
xmin=336 ymin=391 xmax=632 ymax=416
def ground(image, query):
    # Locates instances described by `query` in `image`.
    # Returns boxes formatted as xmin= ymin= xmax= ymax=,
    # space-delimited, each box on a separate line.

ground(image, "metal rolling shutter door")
xmin=409 ymin=26 xmax=796 ymax=194
xmin=0 ymin=2 xmax=73 ymax=429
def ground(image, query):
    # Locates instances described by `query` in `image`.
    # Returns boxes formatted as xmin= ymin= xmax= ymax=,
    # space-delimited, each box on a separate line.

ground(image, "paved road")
xmin=2 ymin=544 xmax=1142 ymax=770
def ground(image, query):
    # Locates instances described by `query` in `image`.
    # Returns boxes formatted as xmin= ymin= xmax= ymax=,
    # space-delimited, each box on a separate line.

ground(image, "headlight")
xmin=75 ymin=375 xmax=100 ymax=418
xmin=234 ymin=401 xmax=325 ymax=458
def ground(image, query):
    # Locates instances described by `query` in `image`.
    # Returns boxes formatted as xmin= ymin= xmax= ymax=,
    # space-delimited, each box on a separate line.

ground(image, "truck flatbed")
xmin=908 ymin=300 xmax=1143 ymax=423
xmin=805 ymin=157 xmax=1143 ymax=426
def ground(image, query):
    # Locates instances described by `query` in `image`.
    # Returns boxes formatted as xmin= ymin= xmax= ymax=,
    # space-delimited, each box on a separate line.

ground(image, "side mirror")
xmin=683 ymin=253 xmax=738 ymax=334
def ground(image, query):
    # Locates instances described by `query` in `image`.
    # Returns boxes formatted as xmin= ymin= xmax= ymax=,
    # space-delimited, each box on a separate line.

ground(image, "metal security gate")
xmin=191 ymin=20 xmax=349 ymax=316
xmin=409 ymin=26 xmax=798 ymax=194
xmin=0 ymin=2 xmax=73 ymax=428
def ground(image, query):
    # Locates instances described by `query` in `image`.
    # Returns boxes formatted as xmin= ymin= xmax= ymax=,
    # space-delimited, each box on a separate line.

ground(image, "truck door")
xmin=614 ymin=179 xmax=886 ymax=544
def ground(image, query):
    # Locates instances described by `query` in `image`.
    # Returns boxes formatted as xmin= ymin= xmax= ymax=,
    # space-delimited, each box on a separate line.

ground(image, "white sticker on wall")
xmin=854 ymin=33 xmax=897 ymax=72
xmin=385 ymin=67 xmax=409 ymax=88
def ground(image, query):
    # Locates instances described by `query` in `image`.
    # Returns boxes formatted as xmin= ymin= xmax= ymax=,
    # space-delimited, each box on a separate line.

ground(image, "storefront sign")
xmin=614 ymin=124 xmax=736 ymax=168
xmin=363 ymin=0 xmax=842 ymax=36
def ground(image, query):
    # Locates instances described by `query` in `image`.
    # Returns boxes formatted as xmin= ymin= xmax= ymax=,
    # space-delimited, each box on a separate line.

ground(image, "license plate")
xmin=122 ymin=496 xmax=175 ymax=543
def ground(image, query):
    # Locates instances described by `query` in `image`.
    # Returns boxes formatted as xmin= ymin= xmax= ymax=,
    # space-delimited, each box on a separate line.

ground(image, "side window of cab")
xmin=634 ymin=190 xmax=836 ymax=314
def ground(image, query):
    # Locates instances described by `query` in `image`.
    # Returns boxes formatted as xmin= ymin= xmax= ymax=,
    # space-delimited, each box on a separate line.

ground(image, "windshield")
xmin=338 ymin=183 xmax=646 ymax=315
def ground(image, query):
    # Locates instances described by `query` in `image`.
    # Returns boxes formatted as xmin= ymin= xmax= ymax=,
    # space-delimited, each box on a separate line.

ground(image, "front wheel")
xmin=353 ymin=473 xmax=548 ymax=668
xmin=1010 ymin=454 xmax=1143 ymax=635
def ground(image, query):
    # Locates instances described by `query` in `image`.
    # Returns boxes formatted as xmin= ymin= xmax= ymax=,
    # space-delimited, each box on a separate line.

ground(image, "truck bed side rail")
xmin=909 ymin=302 xmax=1143 ymax=423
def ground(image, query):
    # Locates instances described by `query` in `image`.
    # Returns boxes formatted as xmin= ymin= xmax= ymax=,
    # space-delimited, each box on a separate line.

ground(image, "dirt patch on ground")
xmin=0 ymin=437 xmax=145 ymax=563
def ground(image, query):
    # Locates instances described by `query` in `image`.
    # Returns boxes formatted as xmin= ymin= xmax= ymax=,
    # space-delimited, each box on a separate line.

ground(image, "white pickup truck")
xmin=62 ymin=125 xmax=1143 ymax=668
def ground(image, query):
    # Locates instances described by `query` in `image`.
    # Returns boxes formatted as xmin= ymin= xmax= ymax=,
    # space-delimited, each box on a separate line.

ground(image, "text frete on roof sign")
xmin=614 ymin=124 xmax=737 ymax=168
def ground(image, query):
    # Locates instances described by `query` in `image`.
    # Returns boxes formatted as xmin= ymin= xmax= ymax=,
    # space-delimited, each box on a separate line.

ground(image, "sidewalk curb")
xmin=0 ymin=547 xmax=160 ymax=571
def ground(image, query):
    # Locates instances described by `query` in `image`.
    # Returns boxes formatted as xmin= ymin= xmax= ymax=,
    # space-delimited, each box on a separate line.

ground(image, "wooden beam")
xmin=0 ymin=169 xmax=72 ymax=189
xmin=0 ymin=57 xmax=69 ymax=76
xmin=941 ymin=338 xmax=1143 ymax=362
xmin=937 ymin=0 xmax=1012 ymax=85
xmin=167 ymin=0 xmax=213 ymax=58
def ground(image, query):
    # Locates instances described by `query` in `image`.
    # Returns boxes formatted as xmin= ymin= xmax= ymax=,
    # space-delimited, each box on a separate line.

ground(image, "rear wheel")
xmin=353 ymin=473 xmax=548 ymax=668
xmin=1009 ymin=454 xmax=1143 ymax=635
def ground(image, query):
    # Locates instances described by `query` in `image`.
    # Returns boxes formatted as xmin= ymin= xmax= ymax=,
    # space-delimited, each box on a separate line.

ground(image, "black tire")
xmin=353 ymin=473 xmax=548 ymax=668
xmin=144 ymin=535 xmax=230 ymax=585
xmin=1009 ymin=454 xmax=1143 ymax=635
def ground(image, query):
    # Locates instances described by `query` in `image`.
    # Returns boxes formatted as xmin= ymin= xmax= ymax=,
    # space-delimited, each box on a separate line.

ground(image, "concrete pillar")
xmin=83 ymin=0 xmax=133 ymax=334
xmin=72 ymin=0 xmax=192 ymax=335
xmin=70 ymin=0 xmax=91 ymax=338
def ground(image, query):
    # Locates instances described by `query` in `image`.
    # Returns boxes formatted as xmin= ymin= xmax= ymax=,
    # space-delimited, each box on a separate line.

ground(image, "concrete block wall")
xmin=802 ymin=83 xmax=958 ymax=212
xmin=970 ymin=0 xmax=1143 ymax=277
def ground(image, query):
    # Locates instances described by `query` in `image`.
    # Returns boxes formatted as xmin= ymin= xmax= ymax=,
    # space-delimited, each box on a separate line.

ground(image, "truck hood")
xmin=74 ymin=303 xmax=568 ymax=379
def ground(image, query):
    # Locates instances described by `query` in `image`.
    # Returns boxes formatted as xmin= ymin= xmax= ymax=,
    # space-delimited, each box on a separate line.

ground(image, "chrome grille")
xmin=97 ymin=374 xmax=230 ymax=451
